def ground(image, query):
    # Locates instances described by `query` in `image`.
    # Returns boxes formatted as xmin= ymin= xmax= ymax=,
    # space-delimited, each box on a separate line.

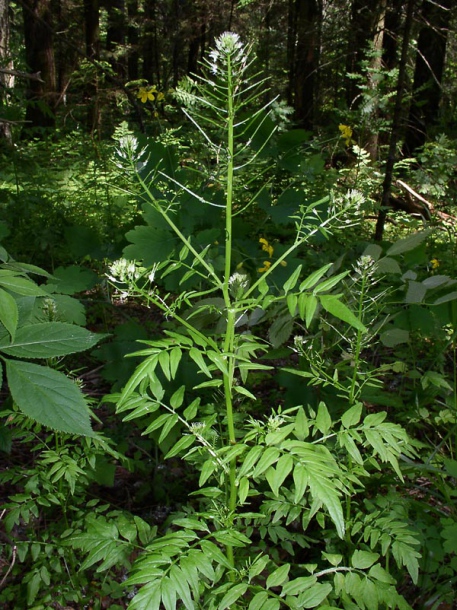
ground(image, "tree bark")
xmin=0 ymin=0 xmax=13 ymax=142
xmin=21 ymin=0 xmax=57 ymax=135
xmin=83 ymin=0 xmax=100 ymax=133
xmin=374 ymin=0 xmax=415 ymax=241
xmin=289 ymin=0 xmax=320 ymax=130
xmin=402 ymin=0 xmax=453 ymax=157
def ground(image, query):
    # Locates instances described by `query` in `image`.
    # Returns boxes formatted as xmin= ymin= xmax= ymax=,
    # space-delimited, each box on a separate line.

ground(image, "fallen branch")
xmin=0 ymin=68 xmax=43 ymax=82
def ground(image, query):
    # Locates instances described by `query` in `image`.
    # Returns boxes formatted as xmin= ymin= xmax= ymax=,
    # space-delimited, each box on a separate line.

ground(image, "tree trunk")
xmin=106 ymin=0 xmax=126 ymax=79
xmin=0 ymin=0 xmax=13 ymax=142
xmin=374 ymin=0 xmax=415 ymax=241
xmin=289 ymin=0 xmax=320 ymax=130
xmin=83 ymin=0 xmax=100 ymax=133
xmin=402 ymin=0 xmax=453 ymax=157
xmin=21 ymin=0 xmax=56 ymax=136
xmin=142 ymin=0 xmax=160 ymax=85
xmin=127 ymin=0 xmax=139 ymax=81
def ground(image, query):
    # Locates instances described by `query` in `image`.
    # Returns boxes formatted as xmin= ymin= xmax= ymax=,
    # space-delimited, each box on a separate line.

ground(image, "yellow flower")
xmin=339 ymin=124 xmax=353 ymax=146
xmin=258 ymin=260 xmax=272 ymax=273
xmin=137 ymin=87 xmax=155 ymax=103
xmin=156 ymin=92 xmax=165 ymax=101
xmin=259 ymin=237 xmax=274 ymax=258
xmin=430 ymin=258 xmax=440 ymax=270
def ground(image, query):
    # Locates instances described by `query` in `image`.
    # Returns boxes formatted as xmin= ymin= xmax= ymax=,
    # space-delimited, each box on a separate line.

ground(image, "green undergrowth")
xmin=1 ymin=33 xmax=457 ymax=610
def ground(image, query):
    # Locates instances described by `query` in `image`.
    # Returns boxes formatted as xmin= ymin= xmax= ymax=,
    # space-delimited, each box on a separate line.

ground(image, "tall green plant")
xmin=84 ymin=34 xmax=419 ymax=609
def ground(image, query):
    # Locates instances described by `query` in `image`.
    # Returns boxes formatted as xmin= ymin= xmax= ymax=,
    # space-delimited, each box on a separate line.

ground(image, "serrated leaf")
xmin=293 ymin=462 xmax=308 ymax=503
xmin=341 ymin=403 xmax=363 ymax=428
xmin=128 ymin=580 xmax=161 ymax=610
xmin=379 ymin=328 xmax=409 ymax=347
xmin=0 ymin=275 xmax=48 ymax=296
xmin=266 ymin=563 xmax=290 ymax=589
xmin=266 ymin=454 xmax=293 ymax=496
xmin=238 ymin=445 xmax=264 ymax=478
xmin=315 ymin=402 xmax=332 ymax=434
xmin=218 ymin=583 xmax=249 ymax=610
xmin=6 ymin=359 xmax=94 ymax=436
xmin=386 ymin=229 xmax=431 ymax=256
xmin=0 ymin=323 xmax=104 ymax=359
xmin=298 ymin=582 xmax=333 ymax=608
xmin=351 ymin=550 xmax=380 ymax=569
xmin=0 ymin=288 xmax=18 ymax=340
xmin=320 ymin=295 xmax=367 ymax=332
xmin=161 ymin=576 xmax=177 ymax=610
xmin=252 ymin=447 xmax=281 ymax=477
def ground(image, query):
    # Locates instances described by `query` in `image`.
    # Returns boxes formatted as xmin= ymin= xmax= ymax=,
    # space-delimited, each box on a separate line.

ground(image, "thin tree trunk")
xmin=402 ymin=0 xmax=453 ymax=157
xmin=83 ymin=0 xmax=100 ymax=133
xmin=21 ymin=0 xmax=56 ymax=135
xmin=0 ymin=0 xmax=13 ymax=142
xmin=374 ymin=0 xmax=415 ymax=241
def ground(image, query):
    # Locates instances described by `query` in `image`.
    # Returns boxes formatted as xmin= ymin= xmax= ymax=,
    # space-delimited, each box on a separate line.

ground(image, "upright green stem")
xmin=221 ymin=51 xmax=238 ymax=573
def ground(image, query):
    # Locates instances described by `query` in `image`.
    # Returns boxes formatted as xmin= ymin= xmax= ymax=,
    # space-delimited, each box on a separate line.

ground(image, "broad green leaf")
xmin=0 ymin=322 xmax=104 ymax=359
xmin=433 ymin=290 xmax=457 ymax=305
xmin=319 ymin=295 xmax=367 ymax=332
xmin=283 ymin=264 xmax=302 ymax=294
xmin=170 ymin=385 xmax=185 ymax=409
xmin=282 ymin=576 xmax=317 ymax=596
xmin=249 ymin=592 xmax=269 ymax=610
xmin=307 ymin=470 xmax=345 ymax=538
xmin=376 ymin=257 xmax=401 ymax=274
xmin=161 ymin=576 xmax=177 ymax=610
xmin=293 ymin=462 xmax=308 ymax=503
xmin=238 ymin=477 xmax=249 ymax=504
xmin=287 ymin=293 xmax=298 ymax=317
xmin=189 ymin=347 xmax=212 ymax=377
xmin=238 ymin=444 xmax=264 ymax=478
xmin=234 ymin=385 xmax=256 ymax=400
xmin=5 ymin=360 xmax=94 ymax=436
xmin=248 ymin=555 xmax=270 ymax=581
xmin=199 ymin=540 xmax=233 ymax=570
xmin=351 ymin=550 xmax=380 ymax=569
xmin=368 ymin=564 xmax=396 ymax=585
xmin=266 ymin=563 xmax=290 ymax=589
xmin=405 ymin=281 xmax=426 ymax=304
xmin=341 ymin=403 xmax=363 ymax=428
xmin=252 ymin=447 xmax=281 ymax=477
xmin=124 ymin=226 xmax=178 ymax=266
xmin=170 ymin=564 xmax=195 ymax=609
xmin=143 ymin=413 xmax=173 ymax=435
xmin=299 ymin=263 xmax=333 ymax=290
xmin=312 ymin=271 xmax=349 ymax=294
xmin=294 ymin=407 xmax=309 ymax=441
xmin=128 ymin=580 xmax=161 ymax=610
xmin=379 ymin=328 xmax=409 ymax=347
xmin=305 ymin=294 xmax=318 ymax=327
xmin=169 ymin=346 xmax=182 ymax=378
xmin=164 ymin=434 xmax=195 ymax=459
xmin=159 ymin=350 xmax=171 ymax=380
xmin=315 ymin=402 xmax=332 ymax=434
xmin=266 ymin=454 xmax=293 ymax=496
xmin=386 ymin=229 xmax=431 ymax=256
xmin=0 ymin=275 xmax=48 ymax=296
xmin=298 ymin=582 xmax=333 ymax=608
xmin=218 ymin=583 xmax=249 ymax=610
xmin=158 ymin=413 xmax=179 ymax=444
xmin=213 ymin=529 xmax=251 ymax=548
xmin=0 ymin=287 xmax=18 ymax=340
